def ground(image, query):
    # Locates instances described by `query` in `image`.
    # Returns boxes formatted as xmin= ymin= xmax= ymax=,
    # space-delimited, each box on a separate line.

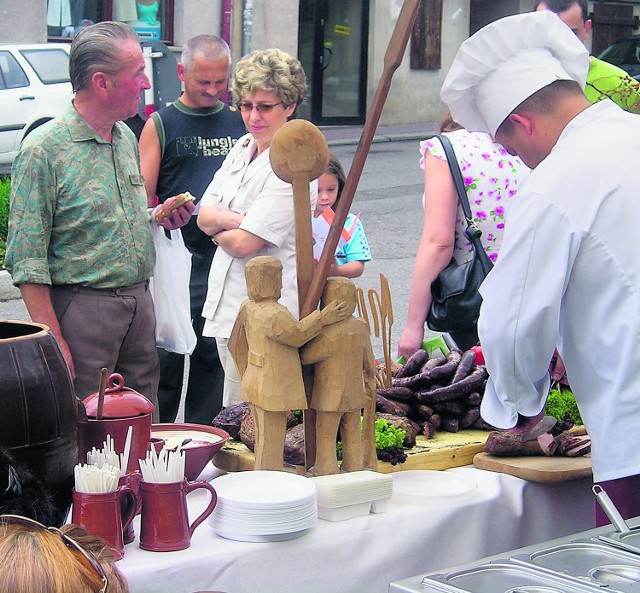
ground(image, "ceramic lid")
xmin=83 ymin=373 xmax=154 ymax=418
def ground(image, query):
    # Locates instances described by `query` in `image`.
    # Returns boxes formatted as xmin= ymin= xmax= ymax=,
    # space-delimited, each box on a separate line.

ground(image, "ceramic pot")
xmin=78 ymin=373 xmax=154 ymax=473
xmin=0 ymin=320 xmax=79 ymax=526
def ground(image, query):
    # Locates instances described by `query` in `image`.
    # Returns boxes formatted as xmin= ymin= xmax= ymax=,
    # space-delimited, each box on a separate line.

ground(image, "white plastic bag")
xmin=149 ymin=225 xmax=197 ymax=354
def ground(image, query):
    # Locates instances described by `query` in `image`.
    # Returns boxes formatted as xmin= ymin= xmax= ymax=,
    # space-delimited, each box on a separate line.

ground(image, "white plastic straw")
xmin=74 ymin=463 xmax=120 ymax=493
xmin=139 ymin=443 xmax=185 ymax=483
xmin=120 ymin=425 xmax=133 ymax=476
xmin=84 ymin=429 xmax=133 ymax=477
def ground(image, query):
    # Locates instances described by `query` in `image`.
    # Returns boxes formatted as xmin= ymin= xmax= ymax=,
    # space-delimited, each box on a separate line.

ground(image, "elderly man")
xmin=5 ymin=22 xmax=194 ymax=415
xmin=536 ymin=0 xmax=640 ymax=113
xmin=139 ymin=35 xmax=245 ymax=425
xmin=441 ymin=10 xmax=640 ymax=524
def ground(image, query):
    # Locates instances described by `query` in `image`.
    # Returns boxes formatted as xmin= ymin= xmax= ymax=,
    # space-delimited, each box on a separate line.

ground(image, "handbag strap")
xmin=436 ymin=134 xmax=493 ymax=274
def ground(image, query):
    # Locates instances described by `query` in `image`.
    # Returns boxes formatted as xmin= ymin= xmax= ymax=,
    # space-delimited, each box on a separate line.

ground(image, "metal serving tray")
xmin=511 ymin=539 xmax=640 ymax=591
xmin=420 ymin=560 xmax=604 ymax=593
xmin=598 ymin=527 xmax=640 ymax=557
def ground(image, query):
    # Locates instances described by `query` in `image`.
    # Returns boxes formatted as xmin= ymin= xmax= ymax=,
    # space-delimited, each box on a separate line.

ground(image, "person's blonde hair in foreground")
xmin=0 ymin=515 xmax=129 ymax=593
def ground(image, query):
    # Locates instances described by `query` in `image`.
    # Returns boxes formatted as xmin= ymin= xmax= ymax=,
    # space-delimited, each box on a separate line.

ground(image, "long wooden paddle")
xmin=270 ymin=119 xmax=330 ymax=310
xmin=300 ymin=0 xmax=422 ymax=318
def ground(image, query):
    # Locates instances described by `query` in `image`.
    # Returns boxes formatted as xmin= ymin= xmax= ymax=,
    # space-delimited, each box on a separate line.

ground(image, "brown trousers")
xmin=51 ymin=282 xmax=160 ymax=420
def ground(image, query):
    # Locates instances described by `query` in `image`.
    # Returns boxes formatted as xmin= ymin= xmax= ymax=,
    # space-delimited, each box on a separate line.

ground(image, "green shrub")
xmin=0 ymin=175 xmax=9 ymax=269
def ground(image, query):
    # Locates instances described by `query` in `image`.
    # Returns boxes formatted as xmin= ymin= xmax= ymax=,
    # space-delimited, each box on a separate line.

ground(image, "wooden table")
xmin=116 ymin=464 xmax=595 ymax=593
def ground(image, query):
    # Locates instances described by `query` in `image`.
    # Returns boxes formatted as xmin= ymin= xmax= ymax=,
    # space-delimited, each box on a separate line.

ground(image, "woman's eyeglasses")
xmin=2 ymin=465 xmax=23 ymax=498
xmin=235 ymin=101 xmax=284 ymax=113
xmin=0 ymin=514 xmax=108 ymax=593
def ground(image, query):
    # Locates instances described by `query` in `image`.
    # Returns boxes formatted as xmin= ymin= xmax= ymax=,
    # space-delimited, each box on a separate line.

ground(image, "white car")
xmin=0 ymin=43 xmax=73 ymax=166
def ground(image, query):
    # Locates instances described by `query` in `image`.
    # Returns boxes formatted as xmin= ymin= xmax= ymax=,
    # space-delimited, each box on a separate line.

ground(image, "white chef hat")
xmin=440 ymin=11 xmax=590 ymax=136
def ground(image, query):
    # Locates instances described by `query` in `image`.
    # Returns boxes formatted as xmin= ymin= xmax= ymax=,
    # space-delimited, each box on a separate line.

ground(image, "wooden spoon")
xmin=96 ymin=367 xmax=108 ymax=420
xmin=270 ymin=119 xmax=330 ymax=311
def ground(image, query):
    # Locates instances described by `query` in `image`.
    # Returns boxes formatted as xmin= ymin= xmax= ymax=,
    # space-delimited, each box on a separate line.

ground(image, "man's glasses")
xmin=236 ymin=100 xmax=284 ymax=113
xmin=0 ymin=514 xmax=108 ymax=593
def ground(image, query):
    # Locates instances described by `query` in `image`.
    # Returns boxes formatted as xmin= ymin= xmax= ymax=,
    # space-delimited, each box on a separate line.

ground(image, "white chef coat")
xmin=479 ymin=100 xmax=640 ymax=482
xmin=200 ymin=133 xmax=317 ymax=339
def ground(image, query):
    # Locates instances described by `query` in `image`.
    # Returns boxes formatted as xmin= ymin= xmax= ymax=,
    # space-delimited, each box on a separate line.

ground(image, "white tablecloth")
xmin=117 ymin=465 xmax=595 ymax=593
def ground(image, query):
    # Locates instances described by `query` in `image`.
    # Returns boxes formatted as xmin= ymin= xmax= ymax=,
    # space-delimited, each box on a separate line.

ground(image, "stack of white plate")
xmin=310 ymin=471 xmax=393 ymax=521
xmin=208 ymin=471 xmax=317 ymax=542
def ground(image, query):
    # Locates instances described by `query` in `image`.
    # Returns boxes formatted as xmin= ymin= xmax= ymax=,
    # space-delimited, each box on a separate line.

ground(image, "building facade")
xmin=3 ymin=0 xmax=639 ymax=128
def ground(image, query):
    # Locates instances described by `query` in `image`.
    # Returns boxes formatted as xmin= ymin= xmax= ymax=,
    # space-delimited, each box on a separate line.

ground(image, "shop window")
xmin=47 ymin=0 xmax=174 ymax=45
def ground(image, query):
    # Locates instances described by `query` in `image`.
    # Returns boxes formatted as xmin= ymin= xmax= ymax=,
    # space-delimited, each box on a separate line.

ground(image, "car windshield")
xmin=20 ymin=48 xmax=70 ymax=84
xmin=599 ymin=39 xmax=640 ymax=67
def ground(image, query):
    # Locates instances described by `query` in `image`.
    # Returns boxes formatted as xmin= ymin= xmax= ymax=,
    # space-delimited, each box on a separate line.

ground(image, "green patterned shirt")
xmin=6 ymin=104 xmax=155 ymax=288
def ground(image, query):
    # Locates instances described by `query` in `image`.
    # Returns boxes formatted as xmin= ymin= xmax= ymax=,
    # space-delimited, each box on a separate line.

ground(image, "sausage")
xmin=420 ymin=355 xmax=447 ymax=373
xmin=450 ymin=349 xmax=477 ymax=384
xmin=392 ymin=400 xmax=413 ymax=416
xmin=462 ymin=392 xmax=482 ymax=407
xmin=431 ymin=400 xmax=466 ymax=418
xmin=397 ymin=349 xmax=429 ymax=378
xmin=484 ymin=430 xmax=557 ymax=456
xmin=472 ymin=416 xmax=498 ymax=431
xmin=429 ymin=349 xmax=463 ymax=383
xmin=376 ymin=394 xmax=408 ymax=416
xmin=459 ymin=407 xmax=481 ymax=429
xmin=405 ymin=371 xmax=432 ymax=391
xmin=379 ymin=385 xmax=414 ymax=402
xmin=423 ymin=420 xmax=438 ymax=439
xmin=416 ymin=366 xmax=489 ymax=404
xmin=440 ymin=417 xmax=459 ymax=433
xmin=413 ymin=404 xmax=434 ymax=419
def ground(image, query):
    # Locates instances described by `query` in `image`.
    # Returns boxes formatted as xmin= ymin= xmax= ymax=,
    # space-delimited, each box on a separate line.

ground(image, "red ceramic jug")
xmin=139 ymin=479 xmax=217 ymax=552
xmin=72 ymin=484 xmax=137 ymax=560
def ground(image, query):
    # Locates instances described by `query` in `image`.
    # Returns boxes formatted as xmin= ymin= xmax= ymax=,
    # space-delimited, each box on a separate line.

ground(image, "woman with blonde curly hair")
xmin=198 ymin=48 xmax=312 ymax=407
xmin=0 ymin=516 xmax=129 ymax=593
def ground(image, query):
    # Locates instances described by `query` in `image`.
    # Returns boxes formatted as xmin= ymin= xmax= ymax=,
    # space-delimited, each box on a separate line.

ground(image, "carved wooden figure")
xmin=230 ymin=256 xmax=347 ymax=471
xmin=301 ymin=278 xmax=378 ymax=476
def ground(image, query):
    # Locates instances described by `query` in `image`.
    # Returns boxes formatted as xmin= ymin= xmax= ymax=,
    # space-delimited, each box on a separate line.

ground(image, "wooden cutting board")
xmin=473 ymin=452 xmax=592 ymax=483
xmin=213 ymin=429 xmax=491 ymax=475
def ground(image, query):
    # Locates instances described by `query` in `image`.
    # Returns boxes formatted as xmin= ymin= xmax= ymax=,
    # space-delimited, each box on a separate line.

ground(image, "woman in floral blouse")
xmin=398 ymin=113 xmax=530 ymax=354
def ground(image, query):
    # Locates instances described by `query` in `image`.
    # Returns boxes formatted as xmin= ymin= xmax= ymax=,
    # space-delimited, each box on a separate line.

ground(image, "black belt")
xmin=53 ymin=280 xmax=150 ymax=296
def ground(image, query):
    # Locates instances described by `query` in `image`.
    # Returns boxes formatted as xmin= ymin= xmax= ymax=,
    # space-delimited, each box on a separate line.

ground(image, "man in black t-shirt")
xmin=139 ymin=35 xmax=246 ymax=425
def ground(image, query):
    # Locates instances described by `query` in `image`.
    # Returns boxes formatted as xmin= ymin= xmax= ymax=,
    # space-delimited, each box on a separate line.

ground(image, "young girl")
xmin=314 ymin=154 xmax=372 ymax=278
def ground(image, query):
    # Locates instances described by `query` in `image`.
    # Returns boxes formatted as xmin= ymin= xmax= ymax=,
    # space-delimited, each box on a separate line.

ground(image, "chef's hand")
xmin=549 ymin=349 xmax=567 ymax=383
xmin=508 ymin=410 xmax=545 ymax=436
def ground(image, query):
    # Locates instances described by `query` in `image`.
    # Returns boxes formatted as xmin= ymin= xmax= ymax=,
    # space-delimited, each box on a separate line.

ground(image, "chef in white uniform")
xmin=441 ymin=10 xmax=640 ymax=525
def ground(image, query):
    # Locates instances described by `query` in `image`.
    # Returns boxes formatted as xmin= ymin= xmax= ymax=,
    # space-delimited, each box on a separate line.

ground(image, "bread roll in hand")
xmin=154 ymin=192 xmax=196 ymax=223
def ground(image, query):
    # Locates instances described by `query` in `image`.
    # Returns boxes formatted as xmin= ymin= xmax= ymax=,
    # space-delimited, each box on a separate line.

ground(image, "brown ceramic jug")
xmin=0 ymin=320 xmax=79 ymax=526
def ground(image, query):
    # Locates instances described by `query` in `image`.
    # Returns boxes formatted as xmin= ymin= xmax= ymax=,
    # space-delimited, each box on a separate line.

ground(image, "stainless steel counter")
xmin=390 ymin=517 xmax=640 ymax=593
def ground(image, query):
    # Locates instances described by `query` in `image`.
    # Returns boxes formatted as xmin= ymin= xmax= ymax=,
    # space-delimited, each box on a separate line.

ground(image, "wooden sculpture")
xmin=231 ymin=256 xmax=347 ymax=471
xmin=301 ymin=278 xmax=378 ymax=475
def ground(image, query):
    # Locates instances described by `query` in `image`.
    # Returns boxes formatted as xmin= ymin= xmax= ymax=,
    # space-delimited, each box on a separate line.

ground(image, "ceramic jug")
xmin=72 ymin=484 xmax=137 ymax=560
xmin=139 ymin=479 xmax=217 ymax=551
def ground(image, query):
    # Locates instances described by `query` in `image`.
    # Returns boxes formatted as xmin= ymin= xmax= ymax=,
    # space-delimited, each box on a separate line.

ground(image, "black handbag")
xmin=426 ymin=134 xmax=493 ymax=333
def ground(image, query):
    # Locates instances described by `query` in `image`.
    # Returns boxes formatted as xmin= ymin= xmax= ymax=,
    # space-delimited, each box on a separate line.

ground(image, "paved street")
xmin=0 ymin=137 xmax=428 ymax=362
